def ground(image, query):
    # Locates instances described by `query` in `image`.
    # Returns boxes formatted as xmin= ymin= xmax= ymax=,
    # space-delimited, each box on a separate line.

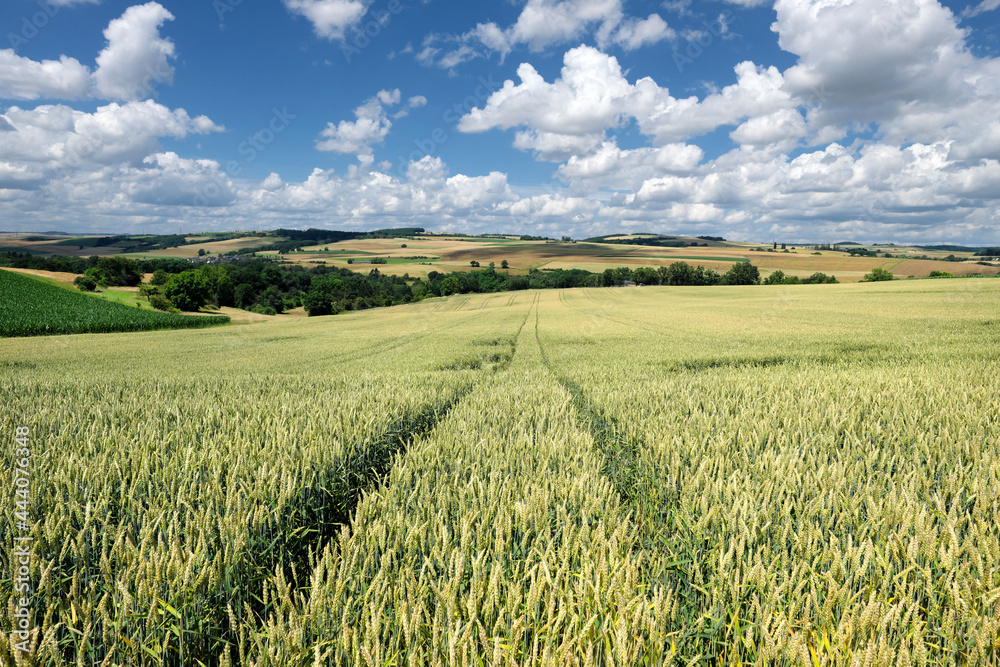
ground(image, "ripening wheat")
xmin=2 ymin=280 xmax=998 ymax=666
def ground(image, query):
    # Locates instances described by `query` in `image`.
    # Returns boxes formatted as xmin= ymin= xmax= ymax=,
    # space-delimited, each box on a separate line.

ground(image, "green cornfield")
xmin=0 ymin=270 xmax=229 ymax=337
xmin=1 ymin=279 xmax=998 ymax=665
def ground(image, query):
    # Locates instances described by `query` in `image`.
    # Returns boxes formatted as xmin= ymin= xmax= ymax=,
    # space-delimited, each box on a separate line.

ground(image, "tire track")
xmin=534 ymin=308 xmax=646 ymax=506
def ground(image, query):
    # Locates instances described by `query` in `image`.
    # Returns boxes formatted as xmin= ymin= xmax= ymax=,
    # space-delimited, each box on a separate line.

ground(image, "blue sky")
xmin=1 ymin=0 xmax=999 ymax=243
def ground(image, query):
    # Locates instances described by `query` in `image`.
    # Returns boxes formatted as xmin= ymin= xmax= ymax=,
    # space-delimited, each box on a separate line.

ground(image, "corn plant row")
xmin=0 ymin=269 xmax=230 ymax=337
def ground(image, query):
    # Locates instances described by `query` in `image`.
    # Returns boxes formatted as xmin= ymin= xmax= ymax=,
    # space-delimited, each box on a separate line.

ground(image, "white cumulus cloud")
xmin=459 ymin=47 xmax=637 ymax=157
xmin=610 ymin=14 xmax=675 ymax=51
xmin=1 ymin=3 xmax=181 ymax=103
xmin=0 ymin=100 xmax=222 ymax=171
xmin=0 ymin=51 xmax=91 ymax=101
xmin=420 ymin=0 xmax=673 ymax=69
xmin=117 ymin=152 xmax=237 ymax=207
xmin=93 ymin=2 xmax=176 ymax=101
xmin=316 ymin=89 xmax=406 ymax=157
xmin=507 ymin=0 xmax=624 ymax=52
xmin=283 ymin=0 xmax=370 ymax=40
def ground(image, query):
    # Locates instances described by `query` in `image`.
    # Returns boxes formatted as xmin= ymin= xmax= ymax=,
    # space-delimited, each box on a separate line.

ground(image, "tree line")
xmin=0 ymin=252 xmax=838 ymax=317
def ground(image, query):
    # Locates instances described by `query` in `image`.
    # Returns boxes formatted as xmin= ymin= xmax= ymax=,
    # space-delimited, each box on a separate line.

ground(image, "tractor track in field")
xmin=534 ymin=302 xmax=680 ymax=533
xmin=534 ymin=307 xmax=702 ymax=646
xmin=284 ymin=299 xmax=534 ymax=569
xmin=226 ymin=310 xmax=537 ymax=666
xmin=534 ymin=304 xmax=644 ymax=507
xmin=303 ymin=296 xmax=535 ymax=551
xmin=194 ymin=385 xmax=480 ymax=667
xmin=327 ymin=302 xmax=533 ymax=539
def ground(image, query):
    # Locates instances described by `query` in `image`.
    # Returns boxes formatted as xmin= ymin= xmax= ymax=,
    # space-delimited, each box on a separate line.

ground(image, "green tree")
xmin=863 ymin=267 xmax=894 ymax=282
xmin=501 ymin=259 xmax=509 ymax=269
xmin=198 ymin=248 xmax=206 ymax=256
xmin=697 ymin=267 xmax=723 ymax=286
xmin=150 ymin=269 xmax=170 ymax=286
xmin=83 ymin=267 xmax=108 ymax=288
xmin=260 ymin=285 xmax=286 ymax=313
xmin=138 ymin=283 xmax=159 ymax=300
xmin=507 ymin=275 xmax=529 ymax=290
xmin=94 ymin=256 xmax=142 ymax=286
xmin=411 ymin=282 xmax=429 ymax=300
xmin=804 ymin=272 xmax=838 ymax=284
xmin=74 ymin=274 xmax=98 ymax=291
xmin=303 ymin=288 xmax=335 ymax=316
xmin=214 ymin=273 xmax=234 ymax=307
xmin=200 ymin=266 xmax=234 ymax=307
xmin=149 ymin=293 xmax=173 ymax=311
xmin=766 ymin=270 xmax=822 ymax=285
xmin=763 ymin=270 xmax=786 ymax=285
xmin=234 ymin=283 xmax=255 ymax=309
xmin=723 ymin=262 xmax=760 ymax=285
xmin=163 ymin=270 xmax=212 ymax=311
xmin=441 ymin=275 xmax=461 ymax=295
xmin=665 ymin=262 xmax=695 ymax=285
xmin=633 ymin=266 xmax=658 ymax=285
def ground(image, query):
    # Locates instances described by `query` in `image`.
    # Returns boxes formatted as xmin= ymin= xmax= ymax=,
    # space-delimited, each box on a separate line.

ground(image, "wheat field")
xmin=2 ymin=280 xmax=999 ymax=665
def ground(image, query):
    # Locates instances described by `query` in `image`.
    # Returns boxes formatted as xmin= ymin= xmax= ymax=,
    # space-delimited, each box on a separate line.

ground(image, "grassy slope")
xmin=0 ymin=269 xmax=229 ymax=336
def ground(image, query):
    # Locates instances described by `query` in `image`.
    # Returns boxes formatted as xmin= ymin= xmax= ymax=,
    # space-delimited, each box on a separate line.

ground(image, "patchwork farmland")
xmin=4 ymin=231 xmax=999 ymax=282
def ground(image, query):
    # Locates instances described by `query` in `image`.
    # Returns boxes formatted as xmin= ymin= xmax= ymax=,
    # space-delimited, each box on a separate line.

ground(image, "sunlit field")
xmin=5 ymin=232 xmax=998 ymax=283
xmin=283 ymin=237 xmax=1000 ymax=282
xmin=2 ymin=280 xmax=999 ymax=665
